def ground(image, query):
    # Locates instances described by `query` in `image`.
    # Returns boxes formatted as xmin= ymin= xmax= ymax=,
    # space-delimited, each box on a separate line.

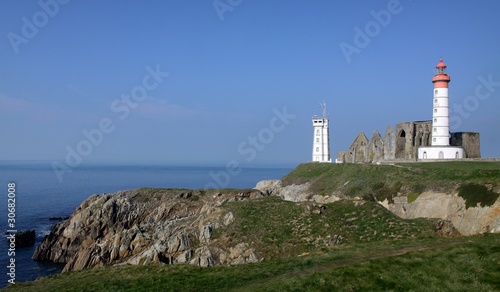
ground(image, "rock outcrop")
xmin=33 ymin=189 xmax=265 ymax=272
xmin=255 ymin=180 xmax=343 ymax=204
xmin=256 ymin=180 xmax=500 ymax=236
xmin=12 ymin=230 xmax=35 ymax=247
xmin=34 ymin=178 xmax=500 ymax=272
xmin=380 ymin=192 xmax=500 ymax=235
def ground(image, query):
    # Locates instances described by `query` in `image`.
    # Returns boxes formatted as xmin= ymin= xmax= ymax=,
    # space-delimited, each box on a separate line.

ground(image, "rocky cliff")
xmin=380 ymin=191 xmax=500 ymax=235
xmin=33 ymin=163 xmax=499 ymax=273
xmin=255 ymin=180 xmax=500 ymax=236
xmin=33 ymin=189 xmax=264 ymax=271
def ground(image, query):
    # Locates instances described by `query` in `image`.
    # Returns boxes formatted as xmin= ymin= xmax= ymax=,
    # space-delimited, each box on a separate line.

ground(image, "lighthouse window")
xmin=434 ymin=89 xmax=438 ymax=95
xmin=316 ymin=138 xmax=319 ymax=143
xmin=433 ymin=128 xmax=436 ymax=132
xmin=316 ymin=147 xmax=319 ymax=152
xmin=433 ymin=138 xmax=436 ymax=142
xmin=316 ymin=130 xmax=320 ymax=136
xmin=434 ymin=99 xmax=437 ymax=103
xmin=434 ymin=118 xmax=437 ymax=122
xmin=434 ymin=109 xmax=437 ymax=113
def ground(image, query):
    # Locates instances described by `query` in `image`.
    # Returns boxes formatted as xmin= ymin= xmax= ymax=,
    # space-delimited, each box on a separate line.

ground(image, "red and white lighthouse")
xmin=418 ymin=58 xmax=464 ymax=160
xmin=431 ymin=58 xmax=451 ymax=146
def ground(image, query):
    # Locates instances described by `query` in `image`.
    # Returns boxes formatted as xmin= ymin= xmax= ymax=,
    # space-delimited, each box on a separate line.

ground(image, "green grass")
xmin=215 ymin=197 xmax=436 ymax=260
xmin=407 ymin=192 xmax=420 ymax=203
xmin=5 ymin=234 xmax=499 ymax=291
xmin=458 ymin=183 xmax=500 ymax=208
xmin=258 ymin=234 xmax=500 ymax=292
xmin=281 ymin=161 xmax=500 ymax=200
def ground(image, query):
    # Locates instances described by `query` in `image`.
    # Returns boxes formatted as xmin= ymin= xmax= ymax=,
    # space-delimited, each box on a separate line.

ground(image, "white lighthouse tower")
xmin=312 ymin=101 xmax=332 ymax=163
xmin=432 ymin=58 xmax=451 ymax=146
xmin=418 ymin=59 xmax=464 ymax=160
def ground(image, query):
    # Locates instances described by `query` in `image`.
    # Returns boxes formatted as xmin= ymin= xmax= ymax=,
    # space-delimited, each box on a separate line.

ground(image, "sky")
xmin=1 ymin=0 xmax=499 ymax=167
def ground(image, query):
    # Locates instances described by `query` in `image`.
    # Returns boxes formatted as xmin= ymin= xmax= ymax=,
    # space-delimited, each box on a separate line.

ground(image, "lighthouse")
xmin=312 ymin=101 xmax=332 ymax=163
xmin=431 ymin=58 xmax=451 ymax=146
xmin=418 ymin=58 xmax=464 ymax=160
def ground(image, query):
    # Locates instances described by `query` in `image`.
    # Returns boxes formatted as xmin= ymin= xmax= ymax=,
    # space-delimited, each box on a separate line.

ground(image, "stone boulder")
xmin=255 ymin=180 xmax=312 ymax=202
xmin=13 ymin=230 xmax=35 ymax=248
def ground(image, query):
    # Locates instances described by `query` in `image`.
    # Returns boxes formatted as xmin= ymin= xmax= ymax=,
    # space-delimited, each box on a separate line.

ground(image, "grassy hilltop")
xmin=4 ymin=161 xmax=500 ymax=291
xmin=282 ymin=161 xmax=500 ymax=207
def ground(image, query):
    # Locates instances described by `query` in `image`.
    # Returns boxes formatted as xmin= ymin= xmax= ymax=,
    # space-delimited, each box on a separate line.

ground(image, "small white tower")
xmin=312 ymin=101 xmax=332 ymax=163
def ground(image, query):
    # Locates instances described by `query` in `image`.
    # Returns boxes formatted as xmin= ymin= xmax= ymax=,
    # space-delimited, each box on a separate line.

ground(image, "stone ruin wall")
xmin=337 ymin=121 xmax=480 ymax=163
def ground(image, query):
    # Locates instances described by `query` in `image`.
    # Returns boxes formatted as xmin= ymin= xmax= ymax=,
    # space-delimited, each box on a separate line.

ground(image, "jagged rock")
xmin=255 ymin=180 xmax=312 ymax=202
xmin=33 ymin=189 xmax=267 ymax=272
xmin=175 ymin=249 xmax=193 ymax=264
xmin=255 ymin=180 xmax=341 ymax=204
xmin=256 ymin=179 xmax=500 ymax=236
xmin=435 ymin=219 xmax=460 ymax=237
xmin=11 ymin=230 xmax=35 ymax=248
xmin=199 ymin=225 xmax=212 ymax=243
xmin=380 ymin=192 xmax=500 ymax=235
xmin=254 ymin=180 xmax=281 ymax=195
xmin=33 ymin=181 xmax=500 ymax=274
xmin=223 ymin=212 xmax=234 ymax=226
xmin=48 ymin=216 xmax=69 ymax=221
xmin=190 ymin=246 xmax=215 ymax=267
xmin=228 ymin=243 xmax=256 ymax=265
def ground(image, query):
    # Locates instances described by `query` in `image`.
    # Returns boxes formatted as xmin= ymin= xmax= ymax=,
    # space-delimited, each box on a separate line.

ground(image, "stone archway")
xmin=396 ymin=130 xmax=407 ymax=159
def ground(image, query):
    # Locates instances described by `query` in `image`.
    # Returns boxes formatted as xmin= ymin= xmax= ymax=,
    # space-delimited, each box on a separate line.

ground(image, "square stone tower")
xmin=312 ymin=101 xmax=331 ymax=163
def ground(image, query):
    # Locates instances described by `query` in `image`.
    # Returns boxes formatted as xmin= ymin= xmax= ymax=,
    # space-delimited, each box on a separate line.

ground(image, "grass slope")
xmin=216 ymin=197 xmax=435 ymax=260
xmin=5 ymin=235 xmax=499 ymax=291
xmin=281 ymin=161 xmax=500 ymax=203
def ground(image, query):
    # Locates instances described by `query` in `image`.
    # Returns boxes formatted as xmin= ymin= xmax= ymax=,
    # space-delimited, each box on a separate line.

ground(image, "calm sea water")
xmin=0 ymin=161 xmax=292 ymax=287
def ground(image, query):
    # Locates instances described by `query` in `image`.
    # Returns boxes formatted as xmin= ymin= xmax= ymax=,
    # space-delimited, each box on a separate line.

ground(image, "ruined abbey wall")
xmin=337 ymin=121 xmax=481 ymax=163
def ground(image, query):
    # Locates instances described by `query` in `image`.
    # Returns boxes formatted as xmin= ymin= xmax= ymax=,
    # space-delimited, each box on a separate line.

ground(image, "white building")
xmin=312 ymin=102 xmax=332 ymax=162
xmin=418 ymin=59 xmax=464 ymax=160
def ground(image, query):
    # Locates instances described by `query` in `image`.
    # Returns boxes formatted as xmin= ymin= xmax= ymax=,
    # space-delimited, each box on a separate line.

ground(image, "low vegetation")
xmin=5 ymin=234 xmax=499 ymax=291
xmin=281 ymin=161 xmax=500 ymax=203
xmin=458 ymin=183 xmax=500 ymax=208
xmin=216 ymin=197 xmax=435 ymax=260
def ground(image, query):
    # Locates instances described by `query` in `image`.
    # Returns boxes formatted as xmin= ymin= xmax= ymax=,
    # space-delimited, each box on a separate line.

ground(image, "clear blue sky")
xmin=1 ymin=0 xmax=499 ymax=167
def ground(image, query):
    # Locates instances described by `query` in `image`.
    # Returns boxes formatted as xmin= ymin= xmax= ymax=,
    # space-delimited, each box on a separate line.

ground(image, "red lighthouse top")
xmin=432 ymin=58 xmax=450 ymax=88
xmin=436 ymin=58 xmax=446 ymax=69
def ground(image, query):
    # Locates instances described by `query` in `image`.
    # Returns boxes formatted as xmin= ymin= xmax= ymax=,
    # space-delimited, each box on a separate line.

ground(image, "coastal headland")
xmin=5 ymin=161 xmax=500 ymax=291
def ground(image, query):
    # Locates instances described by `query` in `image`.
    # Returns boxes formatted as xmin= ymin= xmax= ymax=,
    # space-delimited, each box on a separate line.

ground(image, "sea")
xmin=0 ymin=161 xmax=292 ymax=287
